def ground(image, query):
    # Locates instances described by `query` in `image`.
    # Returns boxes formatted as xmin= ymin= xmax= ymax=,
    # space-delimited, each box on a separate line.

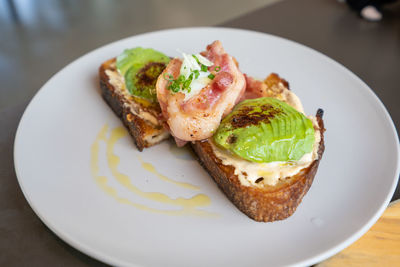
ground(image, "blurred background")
xmin=1 ymin=0 xmax=399 ymax=109
xmin=0 ymin=0 xmax=280 ymax=109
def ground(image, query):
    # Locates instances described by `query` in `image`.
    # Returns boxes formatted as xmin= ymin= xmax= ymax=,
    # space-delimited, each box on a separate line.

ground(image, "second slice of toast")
xmin=192 ymin=110 xmax=325 ymax=222
xmin=191 ymin=73 xmax=325 ymax=222
xmin=99 ymin=58 xmax=170 ymax=151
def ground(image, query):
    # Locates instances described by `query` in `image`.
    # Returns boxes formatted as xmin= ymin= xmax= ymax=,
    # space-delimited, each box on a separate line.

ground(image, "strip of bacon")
xmin=241 ymin=73 xmax=304 ymax=113
xmin=156 ymin=41 xmax=246 ymax=144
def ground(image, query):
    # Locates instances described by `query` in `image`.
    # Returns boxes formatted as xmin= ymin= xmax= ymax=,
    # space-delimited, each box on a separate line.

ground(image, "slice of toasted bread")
xmin=99 ymin=58 xmax=170 ymax=151
xmin=191 ymin=71 xmax=324 ymax=222
xmin=192 ymin=110 xmax=325 ymax=222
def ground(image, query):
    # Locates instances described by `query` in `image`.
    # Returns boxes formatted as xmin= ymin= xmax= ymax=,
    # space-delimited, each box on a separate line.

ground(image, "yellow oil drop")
xmin=138 ymin=157 xmax=200 ymax=190
xmin=90 ymin=124 xmax=216 ymax=217
xmin=106 ymin=127 xmax=208 ymax=207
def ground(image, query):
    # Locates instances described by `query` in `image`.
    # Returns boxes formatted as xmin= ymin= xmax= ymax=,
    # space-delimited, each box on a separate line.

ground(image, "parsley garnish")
xmin=164 ymin=54 xmax=219 ymax=93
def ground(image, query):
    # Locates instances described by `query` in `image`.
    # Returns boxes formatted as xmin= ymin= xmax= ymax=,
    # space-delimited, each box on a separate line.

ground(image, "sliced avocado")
xmin=213 ymin=97 xmax=315 ymax=163
xmin=116 ymin=47 xmax=170 ymax=102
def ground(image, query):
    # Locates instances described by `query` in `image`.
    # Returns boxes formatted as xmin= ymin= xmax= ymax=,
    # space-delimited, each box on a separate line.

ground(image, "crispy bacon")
xmin=240 ymin=73 xmax=290 ymax=100
xmin=156 ymin=41 xmax=245 ymax=144
xmin=241 ymin=73 xmax=304 ymax=113
xmin=241 ymin=74 xmax=268 ymax=101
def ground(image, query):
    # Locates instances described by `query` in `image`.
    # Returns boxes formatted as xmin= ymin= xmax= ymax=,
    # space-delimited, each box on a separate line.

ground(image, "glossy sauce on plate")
xmin=90 ymin=124 xmax=215 ymax=217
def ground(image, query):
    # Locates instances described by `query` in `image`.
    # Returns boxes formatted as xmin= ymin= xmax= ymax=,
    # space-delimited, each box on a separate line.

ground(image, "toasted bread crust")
xmin=99 ymin=58 xmax=169 ymax=151
xmin=191 ymin=110 xmax=325 ymax=222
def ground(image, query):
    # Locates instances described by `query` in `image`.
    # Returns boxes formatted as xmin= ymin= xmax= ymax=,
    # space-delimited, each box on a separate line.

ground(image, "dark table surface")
xmin=1 ymin=0 xmax=399 ymax=266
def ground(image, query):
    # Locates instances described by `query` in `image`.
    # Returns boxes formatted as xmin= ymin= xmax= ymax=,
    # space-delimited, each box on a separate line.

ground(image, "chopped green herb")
xmin=177 ymin=75 xmax=185 ymax=84
xmin=193 ymin=69 xmax=200 ymax=79
xmin=192 ymin=55 xmax=200 ymax=65
xmin=163 ymin=55 xmax=221 ymax=94
xmin=168 ymin=80 xmax=179 ymax=92
xmin=164 ymin=73 xmax=194 ymax=93
xmin=163 ymin=73 xmax=174 ymax=81
xmin=183 ymin=74 xmax=192 ymax=89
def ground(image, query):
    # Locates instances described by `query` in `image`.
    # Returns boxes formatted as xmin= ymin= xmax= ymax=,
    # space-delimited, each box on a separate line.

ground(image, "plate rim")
xmin=13 ymin=26 xmax=400 ymax=267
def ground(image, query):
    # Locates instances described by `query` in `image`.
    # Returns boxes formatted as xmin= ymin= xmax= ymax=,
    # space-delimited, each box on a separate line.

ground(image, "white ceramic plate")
xmin=14 ymin=28 xmax=399 ymax=267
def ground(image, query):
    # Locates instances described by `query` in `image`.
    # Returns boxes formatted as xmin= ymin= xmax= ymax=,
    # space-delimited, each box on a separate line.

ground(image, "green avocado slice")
xmin=213 ymin=97 xmax=315 ymax=163
xmin=116 ymin=47 xmax=170 ymax=102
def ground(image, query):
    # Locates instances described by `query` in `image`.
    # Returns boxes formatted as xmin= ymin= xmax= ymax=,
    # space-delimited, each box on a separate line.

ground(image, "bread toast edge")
xmin=98 ymin=58 xmax=169 ymax=151
xmin=191 ymin=109 xmax=325 ymax=222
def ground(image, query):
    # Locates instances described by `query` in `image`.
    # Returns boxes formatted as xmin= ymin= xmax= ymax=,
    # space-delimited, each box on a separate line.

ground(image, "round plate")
xmin=14 ymin=27 xmax=399 ymax=267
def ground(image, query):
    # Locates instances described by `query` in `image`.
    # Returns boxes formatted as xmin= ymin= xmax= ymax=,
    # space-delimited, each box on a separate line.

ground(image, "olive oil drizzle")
xmin=137 ymin=156 xmax=199 ymax=190
xmin=91 ymin=124 xmax=216 ymax=217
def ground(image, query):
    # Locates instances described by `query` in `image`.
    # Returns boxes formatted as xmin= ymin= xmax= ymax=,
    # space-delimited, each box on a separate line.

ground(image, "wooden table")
xmin=1 ymin=0 xmax=399 ymax=266
xmin=317 ymin=200 xmax=400 ymax=266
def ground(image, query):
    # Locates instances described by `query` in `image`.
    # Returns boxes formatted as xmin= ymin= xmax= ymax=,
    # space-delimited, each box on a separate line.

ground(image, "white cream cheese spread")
xmin=210 ymin=89 xmax=321 ymax=187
